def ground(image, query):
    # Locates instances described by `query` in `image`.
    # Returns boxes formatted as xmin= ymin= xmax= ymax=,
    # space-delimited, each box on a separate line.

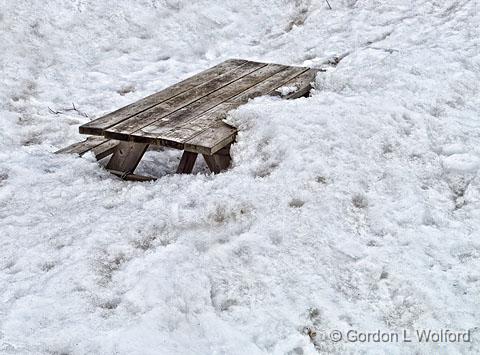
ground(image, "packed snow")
xmin=1 ymin=0 xmax=480 ymax=354
xmin=276 ymin=86 xmax=298 ymax=96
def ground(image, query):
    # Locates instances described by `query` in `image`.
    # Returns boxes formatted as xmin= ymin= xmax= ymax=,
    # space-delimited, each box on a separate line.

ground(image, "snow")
xmin=276 ymin=86 xmax=298 ymax=96
xmin=1 ymin=0 xmax=480 ymax=354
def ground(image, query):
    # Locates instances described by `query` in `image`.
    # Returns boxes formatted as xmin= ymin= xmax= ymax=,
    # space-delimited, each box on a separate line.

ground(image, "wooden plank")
xmin=128 ymin=65 xmax=308 ymax=147
xmin=103 ymin=61 xmax=267 ymax=139
xmin=79 ymin=59 xmax=247 ymax=135
xmin=203 ymin=145 xmax=232 ymax=173
xmin=90 ymin=139 xmax=120 ymax=160
xmin=55 ymin=137 xmax=120 ymax=160
xmin=129 ymin=63 xmax=290 ymax=142
xmin=158 ymin=67 xmax=308 ymax=153
xmin=215 ymin=145 xmax=232 ymax=156
xmin=182 ymin=68 xmax=314 ymax=154
xmin=105 ymin=141 xmax=149 ymax=173
xmin=160 ymin=108 xmax=234 ymax=153
xmin=108 ymin=169 xmax=156 ymax=182
xmin=224 ymin=67 xmax=311 ymax=104
xmin=270 ymin=69 xmax=318 ymax=99
xmin=176 ymin=151 xmax=198 ymax=174
xmin=55 ymin=136 xmax=107 ymax=155
xmin=184 ymin=120 xmax=237 ymax=155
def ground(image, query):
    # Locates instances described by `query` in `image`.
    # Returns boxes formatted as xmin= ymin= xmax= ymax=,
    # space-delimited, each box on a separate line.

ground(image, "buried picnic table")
xmin=56 ymin=59 xmax=318 ymax=181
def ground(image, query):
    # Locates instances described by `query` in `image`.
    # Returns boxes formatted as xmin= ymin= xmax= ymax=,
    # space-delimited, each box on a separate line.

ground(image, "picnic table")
xmin=56 ymin=59 xmax=318 ymax=180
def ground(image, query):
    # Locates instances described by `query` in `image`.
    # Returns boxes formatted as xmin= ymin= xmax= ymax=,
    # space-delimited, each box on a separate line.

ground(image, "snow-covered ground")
xmin=1 ymin=0 xmax=480 ymax=354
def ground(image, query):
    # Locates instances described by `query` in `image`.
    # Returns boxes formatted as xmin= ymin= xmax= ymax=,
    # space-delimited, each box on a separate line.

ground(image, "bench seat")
xmin=55 ymin=137 xmax=119 ymax=160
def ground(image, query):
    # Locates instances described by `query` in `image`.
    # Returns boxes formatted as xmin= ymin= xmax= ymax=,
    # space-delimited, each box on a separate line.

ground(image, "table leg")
xmin=176 ymin=151 xmax=198 ymax=174
xmin=106 ymin=141 xmax=149 ymax=175
xmin=203 ymin=144 xmax=231 ymax=174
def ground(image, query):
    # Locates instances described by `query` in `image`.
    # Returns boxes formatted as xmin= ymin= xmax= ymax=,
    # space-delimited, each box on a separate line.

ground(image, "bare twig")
xmin=325 ymin=0 xmax=332 ymax=10
xmin=48 ymin=107 xmax=61 ymax=115
xmin=64 ymin=103 xmax=89 ymax=117
xmin=47 ymin=103 xmax=88 ymax=117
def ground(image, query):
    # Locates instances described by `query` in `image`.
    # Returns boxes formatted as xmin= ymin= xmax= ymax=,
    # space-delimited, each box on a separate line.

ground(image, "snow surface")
xmin=1 ymin=0 xmax=480 ymax=354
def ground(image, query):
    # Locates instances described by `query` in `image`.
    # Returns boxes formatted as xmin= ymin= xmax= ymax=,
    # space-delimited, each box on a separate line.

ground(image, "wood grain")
xmin=203 ymin=145 xmax=231 ymax=173
xmin=105 ymin=141 xmax=149 ymax=173
xmin=108 ymin=169 xmax=156 ymax=182
xmin=185 ymin=120 xmax=237 ymax=155
xmin=270 ymin=69 xmax=318 ymax=99
xmin=181 ymin=67 xmax=312 ymax=154
xmin=176 ymin=151 xmax=198 ymax=174
xmin=79 ymin=59 xmax=247 ymax=135
xmin=183 ymin=68 xmax=318 ymax=154
xmin=55 ymin=136 xmax=106 ymax=155
xmin=90 ymin=139 xmax=120 ymax=160
xmin=55 ymin=137 xmax=119 ymax=160
xmin=130 ymin=63 xmax=288 ymax=142
xmin=124 ymin=65 xmax=308 ymax=148
xmin=103 ymin=61 xmax=266 ymax=139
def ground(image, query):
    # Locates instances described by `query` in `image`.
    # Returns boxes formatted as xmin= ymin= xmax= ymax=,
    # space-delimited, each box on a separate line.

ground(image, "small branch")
xmin=48 ymin=107 xmax=62 ymax=115
xmin=325 ymin=0 xmax=332 ymax=10
xmin=63 ymin=103 xmax=89 ymax=117
xmin=47 ymin=103 xmax=88 ymax=117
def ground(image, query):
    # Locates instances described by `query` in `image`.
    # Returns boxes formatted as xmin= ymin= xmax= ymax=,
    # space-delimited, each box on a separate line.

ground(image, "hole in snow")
xmin=352 ymin=194 xmax=368 ymax=208
xmin=289 ymin=198 xmax=305 ymax=208
xmin=40 ymin=261 xmax=56 ymax=272
xmin=98 ymin=298 xmax=121 ymax=310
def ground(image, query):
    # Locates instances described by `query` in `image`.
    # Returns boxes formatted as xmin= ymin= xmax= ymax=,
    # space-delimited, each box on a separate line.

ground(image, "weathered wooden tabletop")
xmin=80 ymin=59 xmax=317 ymax=155
xmin=68 ymin=59 xmax=317 ymax=179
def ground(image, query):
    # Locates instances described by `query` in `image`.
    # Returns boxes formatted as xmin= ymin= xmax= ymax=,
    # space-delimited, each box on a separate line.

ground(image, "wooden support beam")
xmin=108 ymin=169 xmax=156 ymax=182
xmin=176 ymin=151 xmax=198 ymax=174
xmin=202 ymin=144 xmax=231 ymax=173
xmin=105 ymin=141 xmax=149 ymax=174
